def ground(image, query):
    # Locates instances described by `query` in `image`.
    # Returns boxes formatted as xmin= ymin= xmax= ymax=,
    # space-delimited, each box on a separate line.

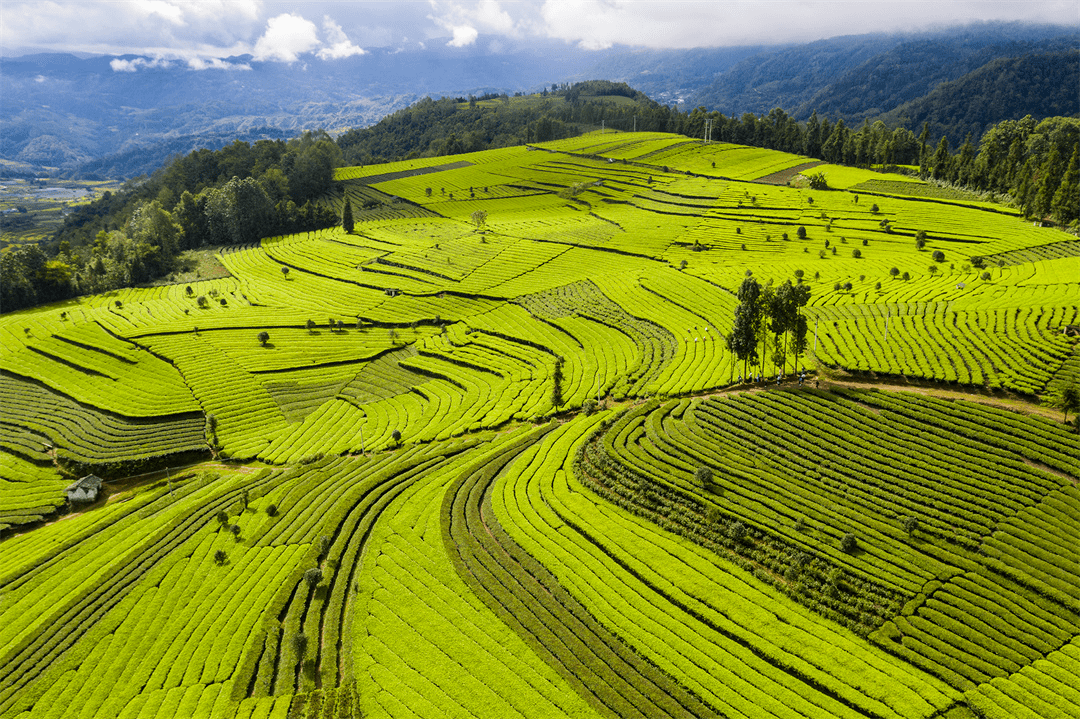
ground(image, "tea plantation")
xmin=1 ymin=132 xmax=1077 ymax=719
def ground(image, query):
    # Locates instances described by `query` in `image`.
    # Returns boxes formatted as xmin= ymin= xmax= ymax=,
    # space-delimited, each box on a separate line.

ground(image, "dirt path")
xmin=659 ymin=367 xmax=1064 ymax=424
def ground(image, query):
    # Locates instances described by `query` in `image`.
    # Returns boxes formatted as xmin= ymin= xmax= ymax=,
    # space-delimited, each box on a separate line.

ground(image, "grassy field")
xmin=1 ymin=132 xmax=1077 ymax=718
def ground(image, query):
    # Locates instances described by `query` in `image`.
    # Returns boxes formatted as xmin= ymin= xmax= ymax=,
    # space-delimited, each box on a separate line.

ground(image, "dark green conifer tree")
xmin=342 ymin=198 xmax=354 ymax=233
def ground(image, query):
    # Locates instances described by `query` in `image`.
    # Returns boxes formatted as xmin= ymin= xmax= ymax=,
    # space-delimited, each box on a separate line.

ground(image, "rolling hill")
xmin=1 ymin=132 xmax=1077 ymax=719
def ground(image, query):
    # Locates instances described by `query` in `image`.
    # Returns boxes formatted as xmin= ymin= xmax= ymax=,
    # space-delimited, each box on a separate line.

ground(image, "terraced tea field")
xmin=2 ymin=133 xmax=1078 ymax=719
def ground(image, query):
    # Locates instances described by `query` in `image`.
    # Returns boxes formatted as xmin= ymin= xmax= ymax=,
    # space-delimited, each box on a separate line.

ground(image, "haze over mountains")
xmin=1 ymin=22 xmax=1076 ymax=178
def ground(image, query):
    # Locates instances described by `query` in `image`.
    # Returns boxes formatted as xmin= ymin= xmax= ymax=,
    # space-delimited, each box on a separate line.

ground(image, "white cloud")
xmin=187 ymin=56 xmax=252 ymax=71
xmin=316 ymin=15 xmax=365 ymax=59
xmin=110 ymin=56 xmax=171 ymax=72
xmin=474 ymin=0 xmax=515 ymax=34
xmin=447 ymin=24 xmax=479 ymax=46
xmin=538 ymin=0 xmax=1080 ymax=49
xmin=0 ymin=0 xmax=263 ymax=59
xmin=428 ymin=0 xmax=521 ymax=46
xmin=1 ymin=0 xmax=1075 ymax=61
xmin=252 ymin=12 xmax=320 ymax=62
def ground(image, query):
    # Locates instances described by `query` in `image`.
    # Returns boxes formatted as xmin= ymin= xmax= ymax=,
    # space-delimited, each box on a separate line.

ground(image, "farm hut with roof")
xmin=66 ymin=475 xmax=103 ymax=504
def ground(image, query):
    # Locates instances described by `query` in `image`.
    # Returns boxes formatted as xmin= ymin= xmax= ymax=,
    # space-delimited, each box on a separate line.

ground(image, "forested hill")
xmin=2 ymin=81 xmax=1077 ymax=314
xmin=336 ymin=82 xmax=672 ymax=165
xmin=878 ymin=50 xmax=1080 ymax=148
xmin=692 ymin=26 xmax=1079 ymax=123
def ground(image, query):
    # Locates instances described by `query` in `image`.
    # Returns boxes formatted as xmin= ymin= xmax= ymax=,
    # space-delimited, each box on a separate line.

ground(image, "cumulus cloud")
xmin=537 ymin=0 xmax=1080 ymax=49
xmin=131 ymin=0 xmax=185 ymax=25
xmin=429 ymin=0 xmax=519 ymax=46
xmin=1 ymin=0 xmax=261 ymax=58
xmin=316 ymin=16 xmax=365 ymax=59
xmin=2 ymin=0 xmax=1074 ymax=62
xmin=110 ymin=56 xmax=171 ymax=72
xmin=253 ymin=12 xmax=320 ymax=62
xmin=447 ymin=24 xmax=480 ymax=46
xmin=187 ymin=56 xmax=252 ymax=71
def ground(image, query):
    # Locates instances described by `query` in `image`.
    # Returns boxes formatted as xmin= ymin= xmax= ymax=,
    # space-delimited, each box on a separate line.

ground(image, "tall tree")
xmin=727 ymin=276 xmax=761 ymax=380
xmin=931 ymin=136 xmax=951 ymax=181
xmin=1033 ymin=143 xmax=1064 ymax=220
xmin=342 ymin=197 xmax=354 ymax=233
xmin=1052 ymin=145 xmax=1079 ymax=228
xmin=918 ymin=122 xmax=930 ymax=177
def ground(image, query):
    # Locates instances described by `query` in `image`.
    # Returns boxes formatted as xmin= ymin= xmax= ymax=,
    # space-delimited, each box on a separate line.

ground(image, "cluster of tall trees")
xmin=953 ymin=116 xmax=1078 ymax=226
xmin=2 ymin=132 xmax=340 ymax=312
xmin=727 ymin=276 xmax=811 ymax=380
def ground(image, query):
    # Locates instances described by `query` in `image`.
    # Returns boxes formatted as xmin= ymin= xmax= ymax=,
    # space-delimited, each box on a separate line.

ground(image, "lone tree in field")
xmin=257 ymin=330 xmax=270 ymax=346
xmin=214 ymin=550 xmax=227 ymax=565
xmin=932 ymin=250 xmax=945 ymax=263
xmin=1062 ymin=385 xmax=1079 ymax=424
xmin=694 ymin=466 xmax=712 ymax=487
xmin=281 ymin=266 xmax=290 ymax=279
xmin=806 ymin=171 xmax=829 ymax=190
xmin=304 ymin=567 xmax=323 ymax=591
xmin=841 ymin=533 xmax=858 ymax=553
xmin=903 ymin=515 xmax=920 ymax=536
xmin=342 ymin=198 xmax=354 ymax=233
xmin=551 ymin=357 xmax=564 ymax=409
xmin=391 ymin=429 xmax=402 ymax=446
xmin=471 ymin=209 xmax=488 ymax=231
xmin=306 ymin=319 xmax=316 ymax=333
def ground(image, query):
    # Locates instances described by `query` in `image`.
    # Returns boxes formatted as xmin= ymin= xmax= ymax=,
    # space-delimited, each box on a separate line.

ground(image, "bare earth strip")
xmin=355 ymin=161 xmax=475 ymax=186
xmin=753 ymin=161 xmax=823 ymax=185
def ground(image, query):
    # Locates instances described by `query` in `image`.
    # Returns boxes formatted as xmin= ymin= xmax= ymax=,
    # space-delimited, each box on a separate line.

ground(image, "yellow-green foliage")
xmin=2 ymin=133 xmax=1077 ymax=719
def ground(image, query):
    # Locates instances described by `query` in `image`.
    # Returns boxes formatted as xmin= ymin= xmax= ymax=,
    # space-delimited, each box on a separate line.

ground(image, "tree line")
xmin=2 ymin=79 xmax=1076 ymax=314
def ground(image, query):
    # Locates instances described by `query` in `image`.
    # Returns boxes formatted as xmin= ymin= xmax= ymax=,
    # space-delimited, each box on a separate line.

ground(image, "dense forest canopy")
xmin=2 ymin=80 xmax=1077 ymax=314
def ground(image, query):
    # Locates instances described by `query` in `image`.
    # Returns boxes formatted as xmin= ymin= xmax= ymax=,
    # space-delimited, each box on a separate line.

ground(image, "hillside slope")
xmin=877 ymin=50 xmax=1080 ymax=145
xmin=2 ymin=135 xmax=1078 ymax=719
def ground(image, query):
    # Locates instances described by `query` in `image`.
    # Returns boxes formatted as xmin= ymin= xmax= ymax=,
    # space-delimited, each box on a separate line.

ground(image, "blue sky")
xmin=2 ymin=0 xmax=1076 ymax=62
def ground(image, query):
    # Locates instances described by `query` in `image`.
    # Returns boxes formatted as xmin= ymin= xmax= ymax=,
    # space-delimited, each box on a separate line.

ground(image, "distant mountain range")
xmin=1 ymin=22 xmax=1076 ymax=178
